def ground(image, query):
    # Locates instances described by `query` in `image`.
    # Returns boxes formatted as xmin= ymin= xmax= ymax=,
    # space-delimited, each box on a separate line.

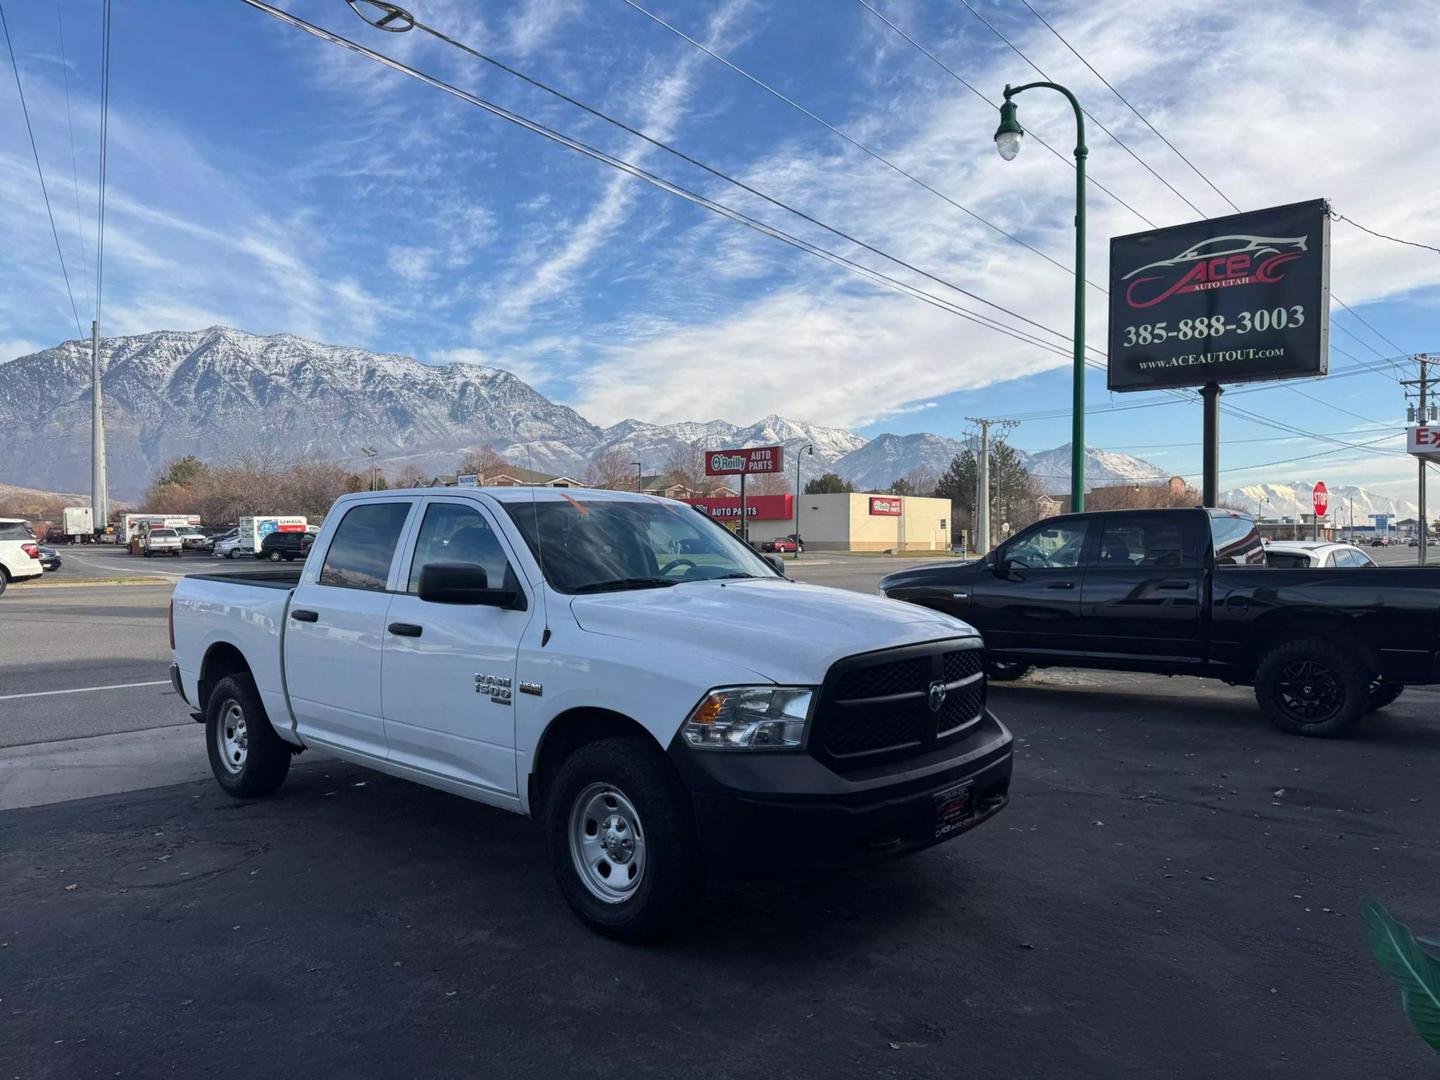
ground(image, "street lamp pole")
xmin=632 ymin=461 xmax=643 ymax=493
xmin=795 ymin=443 xmax=814 ymax=558
xmin=995 ymin=82 xmax=1087 ymax=512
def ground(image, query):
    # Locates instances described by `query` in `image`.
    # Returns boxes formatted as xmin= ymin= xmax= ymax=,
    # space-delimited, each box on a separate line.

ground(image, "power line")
xmin=1018 ymin=0 xmax=1240 ymax=215
xmin=369 ymin=0 xmax=1094 ymax=353
xmin=1330 ymin=211 xmax=1440 ymax=257
xmin=620 ymin=0 xmax=1107 ymax=294
xmin=235 ymin=0 xmax=1091 ymax=363
xmin=953 ymin=0 xmax=1209 ymax=219
xmin=96 ymin=0 xmax=112 ymax=323
xmin=853 ymin=0 xmax=1157 ymax=228
xmin=1333 ymin=295 xmax=1410 ymax=358
xmin=55 ymin=0 xmax=92 ymax=318
xmin=1 ymin=0 xmax=85 ymax=337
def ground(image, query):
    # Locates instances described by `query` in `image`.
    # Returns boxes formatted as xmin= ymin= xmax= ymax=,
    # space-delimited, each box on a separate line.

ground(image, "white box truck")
xmin=59 ymin=506 xmax=94 ymax=544
xmin=236 ymin=516 xmax=308 ymax=555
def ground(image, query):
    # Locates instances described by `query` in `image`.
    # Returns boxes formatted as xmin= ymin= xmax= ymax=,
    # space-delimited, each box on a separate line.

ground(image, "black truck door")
xmin=1077 ymin=511 xmax=1204 ymax=664
xmin=969 ymin=516 xmax=1092 ymax=658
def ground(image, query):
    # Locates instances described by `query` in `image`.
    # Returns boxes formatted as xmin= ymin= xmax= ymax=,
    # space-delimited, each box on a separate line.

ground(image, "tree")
xmin=935 ymin=440 xmax=1041 ymax=549
xmin=903 ymin=465 xmax=939 ymax=498
xmin=748 ymin=471 xmax=791 ymax=496
xmin=804 ymin=472 xmax=852 ymax=494
xmin=662 ymin=441 xmax=707 ymax=494
xmin=394 ymin=464 xmax=429 ymax=489
xmin=586 ymin=447 xmax=637 ymax=490
xmin=457 ymin=446 xmax=509 ymax=481
xmin=888 ymin=477 xmax=916 ymax=496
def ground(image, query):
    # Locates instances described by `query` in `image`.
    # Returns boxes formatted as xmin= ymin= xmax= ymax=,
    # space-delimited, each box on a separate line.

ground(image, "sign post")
xmin=1108 ymin=199 xmax=1331 ymax=506
xmin=1312 ymin=481 xmax=1328 ymax=540
xmin=705 ymin=446 xmax=785 ymax=543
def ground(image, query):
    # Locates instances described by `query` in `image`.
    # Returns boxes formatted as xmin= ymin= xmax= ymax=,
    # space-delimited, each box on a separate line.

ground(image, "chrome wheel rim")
xmin=215 ymin=700 xmax=248 ymax=774
xmin=1274 ymin=659 xmax=1342 ymax=723
xmin=569 ymin=782 xmax=647 ymax=904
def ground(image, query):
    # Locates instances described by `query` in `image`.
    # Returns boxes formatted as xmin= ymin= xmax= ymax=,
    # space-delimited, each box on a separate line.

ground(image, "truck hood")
xmin=568 ymin=578 xmax=977 ymax=685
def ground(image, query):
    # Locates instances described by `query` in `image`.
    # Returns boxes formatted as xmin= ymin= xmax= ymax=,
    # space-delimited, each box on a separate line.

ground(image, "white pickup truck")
xmin=170 ymin=488 xmax=1013 ymax=939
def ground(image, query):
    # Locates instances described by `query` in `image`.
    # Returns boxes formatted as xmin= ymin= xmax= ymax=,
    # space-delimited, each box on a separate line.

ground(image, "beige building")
xmin=747 ymin=492 xmax=953 ymax=553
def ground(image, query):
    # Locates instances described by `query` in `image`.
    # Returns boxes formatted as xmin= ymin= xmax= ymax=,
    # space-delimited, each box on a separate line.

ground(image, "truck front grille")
xmin=815 ymin=640 xmax=986 ymax=769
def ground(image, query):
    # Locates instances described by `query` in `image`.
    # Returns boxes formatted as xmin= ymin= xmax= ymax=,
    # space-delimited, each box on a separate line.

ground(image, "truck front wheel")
xmin=1254 ymin=637 xmax=1370 ymax=737
xmin=206 ymin=673 xmax=291 ymax=798
xmin=545 ymin=736 xmax=704 ymax=942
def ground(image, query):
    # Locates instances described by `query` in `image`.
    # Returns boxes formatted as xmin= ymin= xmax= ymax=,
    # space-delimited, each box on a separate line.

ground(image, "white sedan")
xmin=1264 ymin=541 xmax=1376 ymax=569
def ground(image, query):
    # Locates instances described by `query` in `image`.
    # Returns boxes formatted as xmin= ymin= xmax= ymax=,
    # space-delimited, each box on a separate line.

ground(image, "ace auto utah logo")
xmin=1122 ymin=233 xmax=1309 ymax=309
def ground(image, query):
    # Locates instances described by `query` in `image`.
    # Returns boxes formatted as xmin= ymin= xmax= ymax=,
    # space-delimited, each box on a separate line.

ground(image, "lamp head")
xmin=994 ymin=97 xmax=1023 ymax=161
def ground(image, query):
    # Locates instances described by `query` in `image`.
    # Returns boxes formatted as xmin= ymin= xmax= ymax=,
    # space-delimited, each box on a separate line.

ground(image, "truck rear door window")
xmin=1094 ymin=515 xmax=1190 ymax=568
xmin=1211 ymin=514 xmax=1265 ymax=565
xmin=319 ymin=502 xmax=411 ymax=591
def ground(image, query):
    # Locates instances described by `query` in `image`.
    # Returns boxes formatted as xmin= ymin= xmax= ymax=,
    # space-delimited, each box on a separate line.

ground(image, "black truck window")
xmin=1211 ymin=514 xmax=1265 ymax=565
xmin=1094 ymin=514 xmax=1191 ymax=568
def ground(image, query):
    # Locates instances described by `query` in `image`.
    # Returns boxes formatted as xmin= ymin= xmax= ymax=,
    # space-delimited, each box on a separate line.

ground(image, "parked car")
xmin=1407 ymin=536 xmax=1420 ymax=547
xmin=1264 ymin=541 xmax=1377 ymax=569
xmin=170 ymin=488 xmax=1013 ymax=939
xmin=0 ymin=517 xmax=44 ymax=595
xmin=141 ymin=528 xmax=184 ymax=557
xmin=257 ymin=530 xmax=314 ymax=562
xmin=759 ymin=537 xmax=798 ymax=554
xmin=213 ymin=533 xmax=249 ymax=559
xmin=1369 ymin=536 xmax=1391 ymax=547
xmin=175 ymin=525 xmax=209 ymax=550
xmin=204 ymin=527 xmax=238 ymax=553
xmin=38 ymin=544 xmax=62 ymax=571
xmin=880 ymin=507 xmax=1440 ymax=737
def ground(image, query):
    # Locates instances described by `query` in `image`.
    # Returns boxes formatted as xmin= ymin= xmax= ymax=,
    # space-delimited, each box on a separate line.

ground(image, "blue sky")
xmin=2 ymin=0 xmax=1438 ymax=499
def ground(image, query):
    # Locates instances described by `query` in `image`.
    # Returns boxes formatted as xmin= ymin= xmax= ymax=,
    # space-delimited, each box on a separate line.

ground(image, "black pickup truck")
xmin=880 ymin=507 xmax=1439 ymax=737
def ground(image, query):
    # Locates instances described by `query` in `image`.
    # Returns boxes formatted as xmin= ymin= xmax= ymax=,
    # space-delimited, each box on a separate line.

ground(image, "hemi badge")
xmin=519 ymin=682 xmax=543 ymax=696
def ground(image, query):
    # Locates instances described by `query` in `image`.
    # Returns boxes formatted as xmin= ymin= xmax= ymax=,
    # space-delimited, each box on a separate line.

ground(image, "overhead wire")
xmin=54 ymin=0 xmax=92 ymax=319
xmin=1330 ymin=211 xmax=1440 ymax=258
xmin=620 ymin=0 xmax=1107 ymax=294
xmin=370 ymin=0 xmax=1096 ymax=353
xmin=852 ymin=0 xmax=1156 ymax=227
xmin=236 ymin=0 xmax=1104 ymax=365
xmin=1 ymin=0 xmax=84 ymax=337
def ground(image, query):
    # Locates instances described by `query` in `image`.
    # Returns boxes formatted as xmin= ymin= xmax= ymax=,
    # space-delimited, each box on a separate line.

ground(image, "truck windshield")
xmin=503 ymin=498 xmax=775 ymax=594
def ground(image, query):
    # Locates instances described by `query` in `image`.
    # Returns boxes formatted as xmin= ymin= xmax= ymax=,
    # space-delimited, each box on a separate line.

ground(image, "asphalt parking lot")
xmin=3 ymin=552 xmax=1438 ymax=1077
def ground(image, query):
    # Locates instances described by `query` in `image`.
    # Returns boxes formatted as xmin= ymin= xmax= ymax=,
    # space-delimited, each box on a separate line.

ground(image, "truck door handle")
xmin=1157 ymin=581 xmax=1192 ymax=591
xmin=290 ymin=609 xmax=319 ymax=623
xmin=387 ymin=622 xmax=423 ymax=638
xmin=1046 ymin=581 xmax=1075 ymax=590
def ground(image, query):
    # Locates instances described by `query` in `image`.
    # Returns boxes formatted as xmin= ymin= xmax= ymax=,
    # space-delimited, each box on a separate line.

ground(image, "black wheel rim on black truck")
xmin=1274 ymin=659 xmax=1344 ymax=723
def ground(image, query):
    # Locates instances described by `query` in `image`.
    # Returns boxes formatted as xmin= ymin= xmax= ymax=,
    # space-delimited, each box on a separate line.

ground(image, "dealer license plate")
xmin=932 ymin=781 xmax=975 ymax=839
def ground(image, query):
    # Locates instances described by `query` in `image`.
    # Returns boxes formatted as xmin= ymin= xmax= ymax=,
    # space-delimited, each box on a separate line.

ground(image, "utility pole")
xmin=361 ymin=446 xmax=378 ymax=491
xmin=90 ymin=321 xmax=108 ymax=535
xmin=967 ymin=417 xmax=1018 ymax=555
xmin=1402 ymin=356 xmax=1432 ymax=565
xmin=632 ymin=461 xmax=643 ymax=493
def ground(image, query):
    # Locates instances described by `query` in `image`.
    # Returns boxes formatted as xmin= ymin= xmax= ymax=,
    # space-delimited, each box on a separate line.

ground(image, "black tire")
xmin=0 ymin=569 xmax=8 ymax=596
xmin=1254 ymin=636 xmax=1371 ymax=737
xmin=987 ymin=659 xmax=1032 ymax=682
xmin=268 ymin=549 xmax=282 ymax=562
xmin=545 ymin=736 xmax=704 ymax=942
xmin=1368 ymin=679 xmax=1405 ymax=713
xmin=205 ymin=673 xmax=291 ymax=798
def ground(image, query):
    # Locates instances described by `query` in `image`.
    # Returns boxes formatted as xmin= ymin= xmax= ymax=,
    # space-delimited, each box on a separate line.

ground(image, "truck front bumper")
xmin=668 ymin=710 xmax=1013 ymax=874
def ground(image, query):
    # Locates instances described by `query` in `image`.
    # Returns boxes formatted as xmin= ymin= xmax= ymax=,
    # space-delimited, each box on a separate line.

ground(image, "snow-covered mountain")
xmin=1222 ymin=481 xmax=1417 ymax=523
xmin=2 ymin=327 xmax=1180 ymax=499
xmin=1022 ymin=444 xmax=1172 ymax=495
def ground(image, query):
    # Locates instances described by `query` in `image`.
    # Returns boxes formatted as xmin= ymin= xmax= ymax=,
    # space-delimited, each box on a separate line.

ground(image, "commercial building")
xmin=685 ymin=492 xmax=953 ymax=552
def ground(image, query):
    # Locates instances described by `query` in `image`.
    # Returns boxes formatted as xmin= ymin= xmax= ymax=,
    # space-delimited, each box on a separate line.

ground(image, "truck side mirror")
xmin=763 ymin=554 xmax=786 ymax=576
xmin=418 ymin=562 xmax=525 ymax=609
xmin=995 ymin=557 xmax=1023 ymax=581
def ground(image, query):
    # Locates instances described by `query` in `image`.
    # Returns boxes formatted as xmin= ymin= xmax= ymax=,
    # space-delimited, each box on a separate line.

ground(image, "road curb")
xmin=18 ymin=577 xmax=173 ymax=589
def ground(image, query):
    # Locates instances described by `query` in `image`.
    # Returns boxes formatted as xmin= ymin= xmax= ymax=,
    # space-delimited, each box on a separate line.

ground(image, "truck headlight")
xmin=681 ymin=687 xmax=813 ymax=750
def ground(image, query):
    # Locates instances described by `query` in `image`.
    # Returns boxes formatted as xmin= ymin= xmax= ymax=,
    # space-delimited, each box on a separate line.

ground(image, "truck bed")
xmin=186 ymin=569 xmax=305 ymax=589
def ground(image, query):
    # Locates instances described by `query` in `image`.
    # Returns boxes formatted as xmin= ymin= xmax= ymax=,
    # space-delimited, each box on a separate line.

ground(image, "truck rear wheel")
xmin=1254 ymin=636 xmax=1370 ymax=737
xmin=206 ymin=673 xmax=290 ymax=798
xmin=545 ymin=736 xmax=704 ymax=942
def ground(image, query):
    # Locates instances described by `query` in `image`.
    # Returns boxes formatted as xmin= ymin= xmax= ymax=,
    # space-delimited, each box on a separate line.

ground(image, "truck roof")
xmin=340 ymin=486 xmax=681 ymax=506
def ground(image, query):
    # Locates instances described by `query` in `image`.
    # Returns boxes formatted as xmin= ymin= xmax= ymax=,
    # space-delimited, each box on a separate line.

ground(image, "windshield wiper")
xmin=571 ymin=577 xmax=678 ymax=594
xmin=709 ymin=572 xmax=761 ymax=580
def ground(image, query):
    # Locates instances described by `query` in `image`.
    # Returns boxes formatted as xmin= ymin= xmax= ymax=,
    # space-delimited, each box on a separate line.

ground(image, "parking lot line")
xmin=0 ymin=679 xmax=171 ymax=702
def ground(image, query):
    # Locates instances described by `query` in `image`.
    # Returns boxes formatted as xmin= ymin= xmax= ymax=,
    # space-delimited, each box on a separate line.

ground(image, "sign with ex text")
xmin=1108 ymin=199 xmax=1329 ymax=391
xmin=1407 ymin=426 xmax=1440 ymax=463
xmin=704 ymin=445 xmax=784 ymax=476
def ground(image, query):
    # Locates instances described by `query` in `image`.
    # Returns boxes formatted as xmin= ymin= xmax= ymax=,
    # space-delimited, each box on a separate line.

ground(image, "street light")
xmin=994 ymin=81 xmax=1088 ymax=513
xmin=794 ymin=443 xmax=814 ymax=558
xmin=632 ymin=461 xmax=643 ymax=493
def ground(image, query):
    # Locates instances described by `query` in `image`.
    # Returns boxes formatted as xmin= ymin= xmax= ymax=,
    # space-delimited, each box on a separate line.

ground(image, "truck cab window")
xmin=318 ymin=502 xmax=411 ymax=591
xmin=1094 ymin=516 xmax=1190 ymax=568
xmin=1003 ymin=520 xmax=1089 ymax=569
xmin=408 ymin=503 xmax=516 ymax=593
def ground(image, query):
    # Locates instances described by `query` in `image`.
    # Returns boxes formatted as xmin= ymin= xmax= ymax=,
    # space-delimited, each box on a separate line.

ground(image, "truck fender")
xmin=526 ymin=707 xmax=653 ymax=821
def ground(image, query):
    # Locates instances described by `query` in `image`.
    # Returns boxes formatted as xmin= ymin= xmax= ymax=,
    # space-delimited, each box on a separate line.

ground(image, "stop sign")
xmin=1313 ymin=481 xmax=1329 ymax=517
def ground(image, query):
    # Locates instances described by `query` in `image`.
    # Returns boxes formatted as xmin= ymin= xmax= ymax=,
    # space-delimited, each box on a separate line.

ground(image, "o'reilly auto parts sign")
xmin=704 ymin=445 xmax=784 ymax=476
xmin=1107 ymin=199 xmax=1329 ymax=391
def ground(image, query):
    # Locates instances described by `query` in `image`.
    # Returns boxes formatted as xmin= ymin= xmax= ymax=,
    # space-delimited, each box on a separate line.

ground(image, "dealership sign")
xmin=1107 ymin=199 xmax=1330 ymax=391
xmin=704 ymin=445 xmax=785 ymax=476
xmin=685 ymin=495 xmax=793 ymax=521
xmin=869 ymin=496 xmax=903 ymax=516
